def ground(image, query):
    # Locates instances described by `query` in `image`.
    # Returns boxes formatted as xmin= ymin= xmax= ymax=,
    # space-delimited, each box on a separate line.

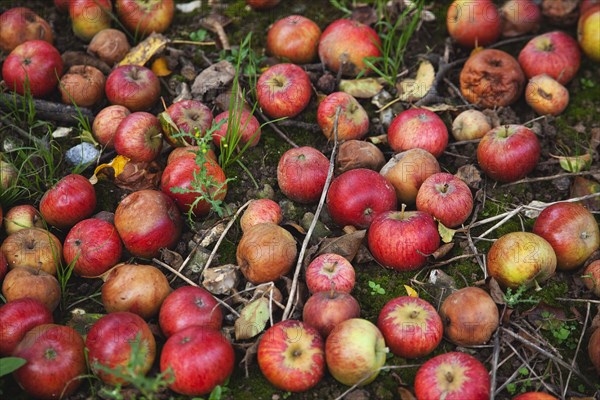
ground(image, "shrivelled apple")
xmin=387 ymin=108 xmax=448 ymax=158
xmin=105 ymin=65 xmax=161 ymax=111
xmin=0 ymin=7 xmax=54 ymax=52
xmin=0 ymin=297 xmax=53 ymax=356
xmin=277 ymin=146 xmax=330 ymax=204
xmin=4 ymin=204 xmax=44 ymax=235
xmin=267 ymin=15 xmax=321 ymax=64
xmin=578 ymin=5 xmax=600 ymax=62
xmin=451 ymin=109 xmax=493 ymax=141
xmin=336 ymin=140 xmax=386 ymax=173
xmin=302 ymin=290 xmax=360 ymax=337
xmin=88 ymin=29 xmax=131 ymax=66
xmin=115 ymin=0 xmax=175 ymax=36
xmin=532 ymin=202 xmax=600 ymax=270
xmin=257 ymin=63 xmax=312 ymax=118
xmin=114 ymin=112 xmax=163 ymax=162
xmin=212 ymin=110 xmax=261 ymax=147
xmin=583 ymin=260 xmax=600 ymax=297
xmin=163 ymin=100 xmax=214 ymax=146
xmin=92 ymin=105 xmax=131 ymax=149
xmin=447 ymin=0 xmax=501 ymax=47
xmin=258 ymin=320 xmax=325 ymax=392
xmin=39 ymin=173 xmax=97 ymax=230
xmin=1 ymin=228 xmax=62 ymax=275
xmin=240 ymin=199 xmax=283 ymax=232
xmin=1 ymin=266 xmax=61 ymax=311
xmin=525 ymin=74 xmax=569 ymax=116
xmin=305 ymin=253 xmax=355 ymax=294
xmin=69 ymin=0 xmax=112 ymax=41
xmin=500 ymin=0 xmax=541 ymax=37
xmin=159 ymin=286 xmax=223 ymax=337
xmin=416 ymin=172 xmax=474 ymax=228
xmin=317 ymin=92 xmax=369 ymax=141
xmin=59 ymin=65 xmax=106 ymax=107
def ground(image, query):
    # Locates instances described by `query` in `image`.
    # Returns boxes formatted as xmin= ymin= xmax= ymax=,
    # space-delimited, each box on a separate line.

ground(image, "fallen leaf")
xmin=191 ymin=60 xmax=236 ymax=99
xmin=235 ymin=297 xmax=270 ymax=340
xmin=431 ymin=242 xmax=455 ymax=260
xmin=51 ymin=126 xmax=73 ymax=139
xmin=158 ymin=111 xmax=190 ymax=147
xmin=159 ymin=248 xmax=183 ymax=270
xmin=151 ymin=56 xmax=172 ymax=76
xmin=397 ymin=386 xmax=417 ymax=400
xmin=203 ymin=264 xmax=240 ymax=295
xmin=488 ymin=278 xmax=506 ymax=305
xmin=455 ymin=164 xmax=482 ymax=189
xmin=367 ymin=134 xmax=388 ymax=145
xmin=590 ymin=127 xmax=600 ymax=152
xmin=66 ymin=309 xmax=104 ymax=337
xmin=437 ymin=221 xmax=456 ymax=243
xmin=317 ymin=230 xmax=367 ymax=262
xmin=114 ymin=160 xmax=162 ymax=191
xmin=351 ymin=5 xmax=378 ymax=25
xmin=89 ymin=155 xmax=130 ymax=184
xmin=551 ymin=152 xmax=592 ymax=173
xmin=339 ymin=78 xmax=384 ymax=98
xmin=404 ymin=285 xmax=419 ymax=298
xmin=422 ymin=103 xmax=459 ymax=112
xmin=118 ymin=33 xmax=168 ymax=66
xmin=396 ymin=60 xmax=435 ymax=102
xmin=570 ymin=177 xmax=600 ymax=211
xmin=522 ymin=200 xmax=551 ymax=219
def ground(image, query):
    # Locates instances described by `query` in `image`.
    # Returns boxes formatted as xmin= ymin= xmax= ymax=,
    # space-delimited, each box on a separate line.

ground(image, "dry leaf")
xmin=114 ymin=160 xmax=162 ymax=191
xmin=522 ymin=200 xmax=550 ymax=219
xmin=234 ymin=298 xmax=270 ymax=340
xmin=422 ymin=103 xmax=459 ymax=112
xmin=202 ymin=264 xmax=240 ymax=295
xmin=570 ymin=177 xmax=600 ymax=211
xmin=151 ymin=56 xmax=172 ymax=76
xmin=551 ymin=152 xmax=592 ymax=173
xmin=396 ymin=60 xmax=435 ymax=102
xmin=90 ymin=155 xmax=130 ymax=184
xmin=191 ymin=60 xmax=236 ymax=99
xmin=404 ymin=285 xmax=419 ymax=298
xmin=339 ymin=78 xmax=384 ymax=98
xmin=351 ymin=5 xmax=378 ymax=25
xmin=159 ymin=248 xmax=183 ymax=270
xmin=118 ymin=33 xmax=168 ymax=66
xmin=317 ymin=230 xmax=367 ymax=262
xmin=437 ymin=221 xmax=456 ymax=243
xmin=428 ymin=269 xmax=457 ymax=290
xmin=455 ymin=164 xmax=482 ymax=189
xmin=590 ymin=127 xmax=600 ymax=152
xmin=398 ymin=386 xmax=417 ymax=400
xmin=367 ymin=134 xmax=388 ymax=145
xmin=488 ymin=278 xmax=506 ymax=305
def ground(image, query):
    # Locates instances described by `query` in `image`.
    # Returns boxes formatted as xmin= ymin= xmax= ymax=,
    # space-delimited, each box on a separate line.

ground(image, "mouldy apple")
xmin=59 ymin=65 xmax=106 ymax=108
xmin=0 ymin=7 xmax=54 ymax=52
xmin=447 ymin=0 xmax=501 ymax=47
xmin=88 ymin=29 xmax=131 ymax=66
xmin=267 ymin=15 xmax=321 ymax=64
xmin=0 ymin=160 xmax=18 ymax=190
xmin=500 ymin=0 xmax=541 ymax=37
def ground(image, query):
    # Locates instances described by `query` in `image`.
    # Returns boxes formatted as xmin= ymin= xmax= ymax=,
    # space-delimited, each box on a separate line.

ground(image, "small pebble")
xmin=65 ymin=142 xmax=100 ymax=166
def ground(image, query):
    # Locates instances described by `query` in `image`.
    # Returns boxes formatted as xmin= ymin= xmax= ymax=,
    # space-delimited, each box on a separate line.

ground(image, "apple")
xmin=318 ymin=19 xmax=382 ymax=77
xmin=258 ymin=320 xmax=325 ymax=392
xmin=69 ymin=0 xmax=112 ymax=41
xmin=336 ymin=139 xmax=386 ymax=173
xmin=487 ymin=232 xmax=557 ymax=288
xmin=416 ymin=172 xmax=474 ymax=228
xmin=380 ymin=148 xmax=441 ymax=205
xmin=583 ymin=260 xmax=600 ymax=297
xmin=440 ymin=287 xmax=499 ymax=346
xmin=54 ymin=0 xmax=70 ymax=12
xmin=451 ymin=109 xmax=493 ymax=142
xmin=63 ymin=218 xmax=123 ymax=278
xmin=163 ymin=100 xmax=214 ymax=146
xmin=257 ymin=63 xmax=312 ymax=119
xmin=88 ymin=29 xmax=131 ymax=66
xmin=513 ymin=393 xmax=558 ymax=400
xmin=387 ymin=108 xmax=448 ymax=158
xmin=159 ymin=286 xmax=223 ymax=337
xmin=303 ymin=290 xmax=360 ymax=337
xmin=0 ymin=7 xmax=54 ymax=52
xmin=589 ymin=327 xmax=600 ymax=376
xmin=525 ymin=74 xmax=569 ymax=116
xmin=368 ymin=208 xmax=440 ymax=272
xmin=240 ymin=199 xmax=283 ymax=232
xmin=160 ymin=326 xmax=235 ymax=396
xmin=212 ymin=109 xmax=261 ymax=148
xmin=518 ymin=31 xmax=581 ymax=84
xmin=86 ymin=311 xmax=156 ymax=385
xmin=2 ymin=266 xmax=61 ymax=312
xmin=317 ymin=91 xmax=369 ymax=141
xmin=40 ymin=173 xmax=97 ymax=230
xmin=532 ymin=202 xmax=600 ymax=270
xmin=325 ymin=318 xmax=388 ymax=386
xmin=161 ymin=156 xmax=227 ymax=216
xmin=2 ymin=40 xmax=63 ymax=98
xmin=500 ymin=0 xmax=541 ymax=37
xmin=59 ymin=65 xmax=106 ymax=107
xmin=0 ymin=160 xmax=18 ymax=190
xmin=0 ymin=298 xmax=53 ymax=356
xmin=13 ymin=324 xmax=86 ymax=399
xmin=116 ymin=0 xmax=175 ymax=36
xmin=114 ymin=189 xmax=182 ymax=259
xmin=4 ymin=205 xmax=44 ymax=235
xmin=114 ymin=112 xmax=163 ymax=162
xmin=327 ymin=168 xmax=397 ymax=229
xmin=447 ymin=0 xmax=501 ymax=47
xmin=277 ymin=146 xmax=330 ymax=204
xmin=305 ymin=253 xmax=355 ymax=294
xmin=246 ymin=0 xmax=281 ymax=10
xmin=267 ymin=15 xmax=321 ymax=64
xmin=1 ymin=227 xmax=62 ymax=275
xmin=578 ymin=5 xmax=600 ymax=62
xmin=377 ymin=296 xmax=442 ymax=358
xmin=477 ymin=124 xmax=541 ymax=183
xmin=0 ymin=252 xmax=6 ymax=282
xmin=414 ymin=352 xmax=490 ymax=400
xmin=581 ymin=0 xmax=600 ymax=14
xmin=105 ymin=65 xmax=161 ymax=112
xmin=92 ymin=105 xmax=131 ymax=149
xmin=167 ymin=146 xmax=217 ymax=165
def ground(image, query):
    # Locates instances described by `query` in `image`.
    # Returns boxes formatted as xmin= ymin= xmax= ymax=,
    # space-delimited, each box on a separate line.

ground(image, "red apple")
xmin=518 ymin=31 xmax=581 ymax=84
xmin=303 ymin=290 xmax=360 ymax=337
xmin=447 ymin=0 xmax=502 ymax=47
xmin=513 ymin=392 xmax=559 ymax=400
xmin=0 ymin=252 xmax=6 ymax=282
xmin=500 ymin=0 xmax=541 ymax=37
xmin=368 ymin=208 xmax=440 ymax=271
xmin=589 ymin=327 xmax=600 ymax=376
xmin=4 ymin=205 xmax=44 ymax=235
xmin=240 ymin=199 xmax=283 ymax=232
xmin=13 ymin=324 xmax=86 ymax=399
xmin=583 ymin=260 xmax=600 ymax=297
xmin=0 ymin=7 xmax=54 ymax=52
xmin=59 ymin=65 xmax=106 ymax=108
xmin=327 ymin=168 xmax=397 ymax=229
xmin=377 ymin=296 xmax=442 ymax=358
xmin=160 ymin=326 xmax=235 ymax=396
xmin=318 ymin=19 xmax=382 ymax=77
xmin=477 ymin=124 xmax=541 ymax=183
xmin=92 ymin=105 xmax=131 ymax=149
xmin=167 ymin=146 xmax=217 ymax=165
xmin=212 ymin=110 xmax=261 ymax=148
xmin=86 ymin=311 xmax=156 ymax=385
xmin=1 ymin=266 xmax=61 ymax=311
xmin=525 ymin=74 xmax=569 ymax=116
xmin=451 ymin=109 xmax=493 ymax=142
xmin=277 ymin=146 xmax=330 ymax=204
xmin=257 ymin=63 xmax=312 ymax=119
xmin=578 ymin=5 xmax=600 ymax=62
xmin=414 ymin=352 xmax=490 ymax=400
xmin=105 ymin=65 xmax=161 ymax=111
xmin=0 ymin=298 xmax=53 ymax=356
xmin=114 ymin=190 xmax=182 ymax=259
xmin=317 ymin=91 xmax=369 ymax=141
xmin=387 ymin=108 xmax=449 ymax=158
xmin=581 ymin=0 xmax=600 ymax=14
xmin=115 ymin=0 xmax=175 ymax=36
xmin=63 ymin=218 xmax=123 ymax=277
xmin=325 ymin=318 xmax=388 ymax=386
xmin=39 ymin=173 xmax=97 ymax=230
xmin=267 ymin=15 xmax=321 ymax=64
xmin=258 ymin=320 xmax=325 ymax=392
xmin=114 ymin=112 xmax=164 ymax=162
xmin=2 ymin=40 xmax=63 ymax=98
xmin=416 ymin=172 xmax=474 ymax=228
xmin=532 ymin=202 xmax=600 ymax=270
xmin=159 ymin=286 xmax=223 ymax=337
xmin=163 ymin=100 xmax=214 ymax=146
xmin=305 ymin=253 xmax=355 ymax=294
xmin=246 ymin=0 xmax=281 ymax=10
xmin=69 ymin=0 xmax=112 ymax=41
xmin=54 ymin=0 xmax=70 ymax=12
xmin=1 ymin=227 xmax=62 ymax=275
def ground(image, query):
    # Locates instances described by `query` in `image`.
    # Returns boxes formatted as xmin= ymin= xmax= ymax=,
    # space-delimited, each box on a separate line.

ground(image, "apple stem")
xmin=410 ymin=310 xmax=419 ymax=319
xmin=400 ymin=203 xmax=406 ymax=219
xmin=445 ymin=371 xmax=454 ymax=383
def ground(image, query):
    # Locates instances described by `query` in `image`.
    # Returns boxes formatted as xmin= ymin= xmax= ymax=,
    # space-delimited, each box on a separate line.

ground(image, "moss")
xmin=536 ymin=278 xmax=569 ymax=307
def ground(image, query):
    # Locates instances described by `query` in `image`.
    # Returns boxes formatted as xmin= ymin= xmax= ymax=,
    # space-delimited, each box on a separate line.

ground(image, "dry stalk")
xmin=563 ymin=302 xmax=591 ymax=398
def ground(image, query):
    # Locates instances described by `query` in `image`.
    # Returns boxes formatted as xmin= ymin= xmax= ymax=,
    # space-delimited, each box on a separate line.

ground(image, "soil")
xmin=1 ymin=1 xmax=599 ymax=400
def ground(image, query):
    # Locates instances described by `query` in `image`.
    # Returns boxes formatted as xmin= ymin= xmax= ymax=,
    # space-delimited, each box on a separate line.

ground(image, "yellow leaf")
xmin=118 ymin=33 xmax=168 ymax=66
xmin=404 ymin=285 xmax=419 ymax=298
xmin=438 ymin=220 xmax=456 ymax=244
xmin=151 ymin=56 xmax=172 ymax=76
xmin=339 ymin=78 xmax=384 ymax=98
xmin=89 ymin=155 xmax=130 ymax=185
xmin=396 ymin=60 xmax=435 ymax=102
xmin=551 ymin=153 xmax=592 ymax=173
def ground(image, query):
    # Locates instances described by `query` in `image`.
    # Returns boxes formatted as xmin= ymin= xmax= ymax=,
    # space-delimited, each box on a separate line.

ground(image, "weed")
xmin=503 ymin=286 xmax=539 ymax=308
xmin=369 ymin=280 xmax=386 ymax=296
xmin=189 ymin=28 xmax=209 ymax=42
xmin=506 ymin=367 xmax=533 ymax=395
xmin=0 ymin=357 xmax=26 ymax=377
xmin=580 ymin=77 xmax=596 ymax=89
xmin=540 ymin=311 xmax=579 ymax=350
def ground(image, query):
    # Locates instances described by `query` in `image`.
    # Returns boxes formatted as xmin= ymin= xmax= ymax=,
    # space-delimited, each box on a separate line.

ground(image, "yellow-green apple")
xmin=114 ymin=112 xmax=163 ymax=162
xmin=589 ymin=327 xmax=600 ymax=376
xmin=246 ymin=0 xmax=281 ymax=10
xmin=387 ymin=108 xmax=448 ymax=158
xmin=325 ymin=318 xmax=388 ymax=386
xmin=2 ymin=266 xmax=61 ymax=311
xmin=318 ymin=19 xmax=382 ymax=77
xmin=4 ymin=205 xmax=44 ymax=235
xmin=439 ymin=287 xmax=499 ymax=346
xmin=583 ymin=260 xmax=600 ymax=297
xmin=240 ymin=199 xmax=283 ymax=232
xmin=59 ymin=65 xmax=106 ymax=107
xmin=86 ymin=311 xmax=156 ymax=385
xmin=447 ymin=0 xmax=501 ymax=47
xmin=92 ymin=105 xmax=131 ymax=149
xmin=160 ymin=326 xmax=234 ymax=396
xmin=258 ymin=320 xmax=325 ymax=392
xmin=477 ymin=124 xmax=541 ymax=183
xmin=317 ymin=91 xmax=369 ymax=141
xmin=368 ymin=208 xmax=440 ymax=271
xmin=88 ymin=29 xmax=131 ymax=66
xmin=525 ymin=74 xmax=569 ymax=116
xmin=159 ymin=286 xmax=223 ymax=337
xmin=532 ymin=202 xmax=600 ymax=270
xmin=277 ymin=146 xmax=330 ymax=204
xmin=0 ymin=298 xmax=53 ymax=356
xmin=162 ymin=100 xmax=214 ymax=146
xmin=414 ymin=352 xmax=490 ymax=400
xmin=1 ymin=228 xmax=62 ymax=275
xmin=69 ymin=0 xmax=112 ymax=41
xmin=416 ymin=172 xmax=474 ymax=228
xmin=0 ymin=160 xmax=18 ymax=190
xmin=256 ymin=63 xmax=312 ymax=118
xmin=326 ymin=168 xmax=397 ymax=229
xmin=305 ymin=253 xmax=355 ymax=294
xmin=518 ymin=31 xmax=581 ymax=84
xmin=115 ymin=0 xmax=174 ymax=36
xmin=487 ymin=232 xmax=557 ymax=288
xmin=114 ymin=189 xmax=182 ymax=259
xmin=377 ymin=296 xmax=442 ymax=358
xmin=105 ymin=65 xmax=161 ymax=111
xmin=267 ymin=15 xmax=321 ymax=64
xmin=303 ymin=290 xmax=360 ymax=337
xmin=212 ymin=110 xmax=261 ymax=148
xmin=380 ymin=148 xmax=441 ymax=205
xmin=500 ymin=0 xmax=541 ymax=37
xmin=0 ymin=7 xmax=54 ymax=52
xmin=578 ymin=5 xmax=600 ymax=62
xmin=40 ymin=173 xmax=97 ymax=230
xmin=2 ymin=40 xmax=63 ymax=98
xmin=451 ymin=109 xmax=493 ymax=141
xmin=513 ymin=392 xmax=559 ymax=400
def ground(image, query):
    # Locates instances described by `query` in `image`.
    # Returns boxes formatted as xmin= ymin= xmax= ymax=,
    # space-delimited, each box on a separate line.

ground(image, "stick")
xmin=563 ymin=302 xmax=591 ymax=399
xmin=502 ymin=170 xmax=600 ymax=186
xmin=253 ymin=107 xmax=299 ymax=148
xmin=332 ymin=365 xmax=421 ymax=400
xmin=0 ymin=93 xmax=94 ymax=125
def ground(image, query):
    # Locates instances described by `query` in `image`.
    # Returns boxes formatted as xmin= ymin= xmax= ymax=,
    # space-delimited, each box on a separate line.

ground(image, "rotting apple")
xmin=105 ymin=65 xmax=161 ymax=112
xmin=305 ymin=253 xmax=355 ymax=294
xmin=0 ymin=297 xmax=53 ymax=356
xmin=387 ymin=108 xmax=449 ymax=158
xmin=500 ymin=0 xmax=541 ymax=37
xmin=0 ymin=7 xmax=54 ymax=52
xmin=2 ymin=266 xmax=61 ymax=312
xmin=0 ymin=160 xmax=18 ymax=190
xmin=114 ymin=112 xmax=163 ymax=162
xmin=240 ymin=199 xmax=283 ymax=232
xmin=277 ymin=146 xmax=330 ymax=204
xmin=88 ymin=28 xmax=131 ymax=66
xmin=92 ymin=105 xmax=131 ymax=149
xmin=525 ymin=74 xmax=569 ymax=116
xmin=416 ymin=172 xmax=474 ymax=228
xmin=578 ymin=5 xmax=600 ymax=62
xmin=447 ymin=0 xmax=502 ymax=47
xmin=4 ymin=205 xmax=44 ymax=235
xmin=115 ymin=0 xmax=175 ymax=36
xmin=451 ymin=109 xmax=493 ymax=142
xmin=39 ymin=173 xmax=97 ymax=230
xmin=589 ymin=327 xmax=600 ymax=376
xmin=583 ymin=260 xmax=600 ymax=297
xmin=69 ymin=0 xmax=112 ymax=41
xmin=257 ymin=63 xmax=312 ymax=119
xmin=1 ymin=228 xmax=62 ymax=275
xmin=59 ymin=65 xmax=106 ymax=108
xmin=303 ymin=290 xmax=360 ymax=337
xmin=336 ymin=140 xmax=386 ymax=174
xmin=317 ymin=91 xmax=369 ymax=141
xmin=267 ymin=15 xmax=321 ymax=64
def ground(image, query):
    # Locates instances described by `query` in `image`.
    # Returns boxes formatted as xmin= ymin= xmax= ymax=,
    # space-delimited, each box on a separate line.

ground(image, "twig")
xmin=475 ymin=206 xmax=524 ymax=239
xmin=502 ymin=170 xmax=600 ymax=187
xmin=253 ymin=107 xmax=299 ymax=148
xmin=430 ymin=253 xmax=478 ymax=268
xmin=490 ymin=329 xmax=501 ymax=399
xmin=332 ymin=365 xmax=421 ymax=400
xmin=556 ymin=297 xmax=600 ymax=304
xmin=277 ymin=119 xmax=321 ymax=133
xmin=503 ymin=341 xmax=558 ymax=396
xmin=171 ymin=40 xmax=216 ymax=46
xmin=0 ymin=114 xmax=49 ymax=149
xmin=563 ymin=302 xmax=591 ymax=399
xmin=0 ymin=93 xmax=94 ymax=125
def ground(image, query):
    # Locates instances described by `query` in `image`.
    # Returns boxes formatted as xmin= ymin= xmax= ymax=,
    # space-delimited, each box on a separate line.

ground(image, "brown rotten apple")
xmin=88 ymin=29 xmax=131 ymax=66
xmin=0 ymin=7 xmax=53 ymax=52
xmin=335 ymin=140 xmax=386 ymax=174
xmin=500 ymin=0 xmax=541 ymax=37
xmin=2 ymin=266 xmax=61 ymax=311
xmin=589 ymin=327 xmax=600 ymax=376
xmin=59 ymin=65 xmax=106 ymax=108
xmin=1 ymin=228 xmax=62 ymax=275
